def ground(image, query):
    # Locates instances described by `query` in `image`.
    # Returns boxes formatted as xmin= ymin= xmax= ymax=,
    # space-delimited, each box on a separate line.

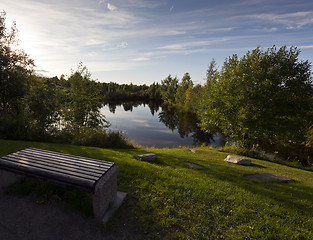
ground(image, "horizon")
xmin=3 ymin=0 xmax=313 ymax=85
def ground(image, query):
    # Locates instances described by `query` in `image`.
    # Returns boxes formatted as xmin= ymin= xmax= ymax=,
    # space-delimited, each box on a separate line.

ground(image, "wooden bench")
xmin=0 ymin=148 xmax=119 ymax=219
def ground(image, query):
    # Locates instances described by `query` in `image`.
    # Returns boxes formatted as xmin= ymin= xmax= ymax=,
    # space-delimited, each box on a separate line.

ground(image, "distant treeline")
xmin=100 ymin=82 xmax=162 ymax=101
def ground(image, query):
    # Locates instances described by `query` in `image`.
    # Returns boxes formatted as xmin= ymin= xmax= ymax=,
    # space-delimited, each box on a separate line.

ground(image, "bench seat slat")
xmin=0 ymin=157 xmax=95 ymax=193
xmin=24 ymin=148 xmax=114 ymax=167
xmin=1 ymin=155 xmax=100 ymax=182
xmin=22 ymin=149 xmax=112 ymax=168
xmin=3 ymin=154 xmax=103 ymax=180
xmin=12 ymin=152 xmax=106 ymax=175
xmin=0 ymin=148 xmax=117 ymax=194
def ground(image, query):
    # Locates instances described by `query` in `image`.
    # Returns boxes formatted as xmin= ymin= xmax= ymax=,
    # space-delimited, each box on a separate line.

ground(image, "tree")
xmin=184 ymin=81 xmax=194 ymax=110
xmin=199 ymin=46 xmax=313 ymax=147
xmin=160 ymin=74 xmax=178 ymax=103
xmin=175 ymin=72 xmax=192 ymax=105
xmin=62 ymin=64 xmax=108 ymax=130
xmin=206 ymin=59 xmax=217 ymax=88
xmin=24 ymin=76 xmax=62 ymax=138
xmin=0 ymin=11 xmax=34 ymax=116
xmin=148 ymin=82 xmax=162 ymax=100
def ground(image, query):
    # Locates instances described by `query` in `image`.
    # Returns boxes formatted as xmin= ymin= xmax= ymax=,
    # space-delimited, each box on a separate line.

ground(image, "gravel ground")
xmin=0 ymin=191 xmax=127 ymax=240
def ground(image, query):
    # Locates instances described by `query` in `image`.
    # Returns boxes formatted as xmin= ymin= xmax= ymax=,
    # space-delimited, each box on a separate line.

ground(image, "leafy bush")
xmin=59 ymin=127 xmax=132 ymax=148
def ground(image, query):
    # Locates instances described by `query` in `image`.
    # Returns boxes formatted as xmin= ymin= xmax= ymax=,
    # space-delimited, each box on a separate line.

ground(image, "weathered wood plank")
xmin=0 ymin=158 xmax=95 ymax=192
xmin=23 ymin=150 xmax=113 ymax=169
xmin=0 ymin=148 xmax=116 ymax=193
xmin=11 ymin=152 xmax=107 ymax=175
xmin=1 ymin=155 xmax=99 ymax=181
xmin=2 ymin=154 xmax=102 ymax=180
xmin=24 ymin=148 xmax=113 ymax=167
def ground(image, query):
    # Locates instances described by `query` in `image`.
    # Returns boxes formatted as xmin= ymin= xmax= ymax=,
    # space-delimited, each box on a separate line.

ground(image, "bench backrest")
xmin=0 ymin=148 xmax=115 ymax=193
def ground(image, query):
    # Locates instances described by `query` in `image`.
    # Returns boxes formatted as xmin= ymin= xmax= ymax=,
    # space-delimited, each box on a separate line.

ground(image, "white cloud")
xmin=118 ymin=41 xmax=128 ymax=49
xmin=299 ymin=45 xmax=313 ymax=49
xmin=248 ymin=11 xmax=313 ymax=29
xmin=132 ymin=57 xmax=150 ymax=61
xmin=98 ymin=0 xmax=106 ymax=5
xmin=263 ymin=27 xmax=278 ymax=32
xmin=107 ymin=3 xmax=117 ymax=11
xmin=157 ymin=39 xmax=231 ymax=51
xmin=86 ymin=39 xmax=106 ymax=46
xmin=88 ymin=52 xmax=99 ymax=57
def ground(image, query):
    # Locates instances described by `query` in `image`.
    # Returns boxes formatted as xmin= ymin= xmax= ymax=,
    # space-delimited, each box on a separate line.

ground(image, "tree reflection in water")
xmin=104 ymin=100 xmax=217 ymax=146
xmin=158 ymin=104 xmax=214 ymax=146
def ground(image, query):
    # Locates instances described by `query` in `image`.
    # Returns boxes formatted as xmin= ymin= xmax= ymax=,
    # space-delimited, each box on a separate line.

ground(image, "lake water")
xmin=101 ymin=102 xmax=223 ymax=148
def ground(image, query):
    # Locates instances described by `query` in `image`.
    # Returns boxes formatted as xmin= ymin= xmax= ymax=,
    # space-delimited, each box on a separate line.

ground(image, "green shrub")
xmin=62 ymin=127 xmax=133 ymax=148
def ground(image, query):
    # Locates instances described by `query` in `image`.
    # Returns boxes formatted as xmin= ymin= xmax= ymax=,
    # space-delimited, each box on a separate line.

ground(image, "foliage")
xmin=206 ymin=58 xmax=218 ymax=88
xmin=23 ymin=75 xmax=62 ymax=139
xmin=175 ymin=72 xmax=192 ymax=105
xmin=199 ymin=46 xmax=313 ymax=148
xmin=159 ymin=72 xmax=204 ymax=112
xmin=160 ymin=74 xmax=179 ymax=103
xmin=0 ymin=11 xmax=34 ymax=116
xmin=58 ymin=127 xmax=132 ymax=148
xmin=2 ymin=140 xmax=313 ymax=239
xmin=147 ymin=82 xmax=162 ymax=100
xmin=101 ymin=81 xmax=153 ymax=101
xmin=62 ymin=64 xmax=108 ymax=130
xmin=184 ymin=81 xmax=194 ymax=110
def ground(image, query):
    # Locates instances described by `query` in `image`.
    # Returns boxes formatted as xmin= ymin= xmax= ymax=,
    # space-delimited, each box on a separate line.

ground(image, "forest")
xmin=1 ymin=11 xmax=313 ymax=165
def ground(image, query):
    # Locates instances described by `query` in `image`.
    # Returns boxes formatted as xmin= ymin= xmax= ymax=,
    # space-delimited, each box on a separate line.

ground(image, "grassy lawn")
xmin=1 ymin=139 xmax=313 ymax=239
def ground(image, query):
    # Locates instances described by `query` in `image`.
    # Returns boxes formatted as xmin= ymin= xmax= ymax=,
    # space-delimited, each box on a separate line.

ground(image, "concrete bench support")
xmin=0 ymin=169 xmax=24 ymax=191
xmin=93 ymin=165 xmax=119 ymax=219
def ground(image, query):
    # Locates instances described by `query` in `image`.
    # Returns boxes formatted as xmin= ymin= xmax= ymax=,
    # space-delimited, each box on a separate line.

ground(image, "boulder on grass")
xmin=224 ymin=155 xmax=251 ymax=166
xmin=138 ymin=153 xmax=157 ymax=162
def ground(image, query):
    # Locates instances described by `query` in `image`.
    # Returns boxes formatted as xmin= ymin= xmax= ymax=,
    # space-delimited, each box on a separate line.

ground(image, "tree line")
xmin=1 ymin=11 xmax=313 ymax=165
xmin=0 ymin=11 xmax=163 ymax=147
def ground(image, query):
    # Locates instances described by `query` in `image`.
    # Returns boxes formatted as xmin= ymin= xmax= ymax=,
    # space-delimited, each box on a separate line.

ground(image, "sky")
xmin=2 ymin=0 xmax=313 ymax=85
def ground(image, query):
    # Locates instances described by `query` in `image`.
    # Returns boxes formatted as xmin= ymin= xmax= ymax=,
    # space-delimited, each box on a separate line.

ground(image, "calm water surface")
xmin=101 ymin=103 xmax=222 ymax=148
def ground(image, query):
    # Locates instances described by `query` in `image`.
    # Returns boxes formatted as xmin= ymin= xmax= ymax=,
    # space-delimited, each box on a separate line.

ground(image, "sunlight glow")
xmin=17 ymin=25 xmax=39 ymax=58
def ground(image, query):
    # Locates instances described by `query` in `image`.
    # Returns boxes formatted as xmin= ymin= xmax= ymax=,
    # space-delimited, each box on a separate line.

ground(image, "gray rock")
xmin=182 ymin=162 xmax=202 ymax=169
xmin=138 ymin=153 xmax=157 ymax=162
xmin=245 ymin=173 xmax=294 ymax=182
xmin=224 ymin=155 xmax=251 ymax=165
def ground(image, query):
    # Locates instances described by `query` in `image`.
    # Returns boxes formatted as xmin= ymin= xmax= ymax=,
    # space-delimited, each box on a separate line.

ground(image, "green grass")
xmin=1 ymin=139 xmax=313 ymax=239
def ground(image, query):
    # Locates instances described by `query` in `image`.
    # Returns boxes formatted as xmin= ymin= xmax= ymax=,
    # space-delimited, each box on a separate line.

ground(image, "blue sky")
xmin=2 ymin=0 xmax=313 ymax=85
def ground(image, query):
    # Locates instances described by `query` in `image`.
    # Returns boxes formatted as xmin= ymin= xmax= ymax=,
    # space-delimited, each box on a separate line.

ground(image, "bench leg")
xmin=92 ymin=165 xmax=119 ymax=220
xmin=0 ymin=169 xmax=24 ymax=192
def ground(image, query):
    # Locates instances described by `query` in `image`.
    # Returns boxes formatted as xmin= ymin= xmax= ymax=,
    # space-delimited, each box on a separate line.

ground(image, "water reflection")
xmin=102 ymin=101 xmax=221 ymax=148
xmin=159 ymin=104 xmax=214 ymax=146
xmin=106 ymin=100 xmax=161 ymax=115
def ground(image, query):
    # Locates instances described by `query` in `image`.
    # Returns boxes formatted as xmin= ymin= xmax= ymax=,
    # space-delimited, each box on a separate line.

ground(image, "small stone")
xmin=182 ymin=162 xmax=202 ymax=168
xmin=224 ymin=155 xmax=251 ymax=166
xmin=138 ymin=153 xmax=157 ymax=162
xmin=245 ymin=173 xmax=294 ymax=182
